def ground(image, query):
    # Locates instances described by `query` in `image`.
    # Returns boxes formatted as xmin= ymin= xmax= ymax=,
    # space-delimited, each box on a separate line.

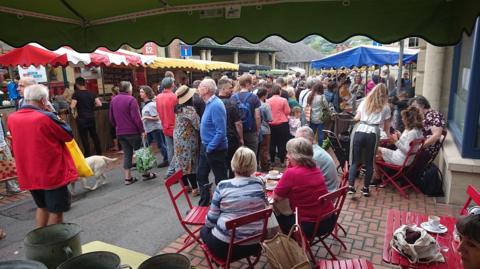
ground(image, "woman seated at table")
xmin=456 ymin=214 xmax=480 ymax=269
xmin=200 ymin=147 xmax=267 ymax=261
xmin=273 ymin=137 xmax=335 ymax=238
xmin=410 ymin=95 xmax=446 ymax=162
xmin=377 ymin=106 xmax=424 ymax=166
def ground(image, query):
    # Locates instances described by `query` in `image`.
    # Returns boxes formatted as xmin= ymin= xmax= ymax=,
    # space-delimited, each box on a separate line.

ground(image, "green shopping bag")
xmin=135 ymin=138 xmax=157 ymax=173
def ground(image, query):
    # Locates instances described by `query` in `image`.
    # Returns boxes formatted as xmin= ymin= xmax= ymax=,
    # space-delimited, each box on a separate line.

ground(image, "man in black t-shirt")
xmin=217 ymin=78 xmax=243 ymax=178
xmin=70 ymin=77 xmax=102 ymax=157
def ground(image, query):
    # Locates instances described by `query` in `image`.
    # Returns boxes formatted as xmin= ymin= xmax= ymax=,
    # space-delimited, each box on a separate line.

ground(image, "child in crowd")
xmin=288 ymin=106 xmax=302 ymax=138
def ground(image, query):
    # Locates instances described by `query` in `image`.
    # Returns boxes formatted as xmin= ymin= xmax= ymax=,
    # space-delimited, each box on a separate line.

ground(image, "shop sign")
xmin=180 ymin=45 xmax=192 ymax=57
xmin=142 ymin=42 xmax=157 ymax=56
xmin=18 ymin=65 xmax=48 ymax=83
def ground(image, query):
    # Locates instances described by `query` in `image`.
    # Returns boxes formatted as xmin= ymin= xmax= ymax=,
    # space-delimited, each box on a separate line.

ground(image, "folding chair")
xmin=460 ymin=185 xmax=480 ymax=215
xmin=426 ymin=129 xmax=447 ymax=166
xmin=324 ymin=130 xmax=349 ymax=173
xmin=200 ymin=208 xmax=273 ymax=269
xmin=165 ymin=170 xmax=209 ymax=253
xmin=317 ymin=258 xmax=374 ymax=269
xmin=375 ymin=138 xmax=425 ymax=198
xmin=297 ymin=186 xmax=349 ymax=261
xmin=334 ymin=162 xmax=349 ymax=238
xmin=339 ymin=161 xmax=349 ymax=188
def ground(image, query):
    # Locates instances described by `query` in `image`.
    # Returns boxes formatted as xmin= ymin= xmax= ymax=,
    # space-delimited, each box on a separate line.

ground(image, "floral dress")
xmin=173 ymin=106 xmax=200 ymax=175
xmin=422 ymin=110 xmax=446 ymax=157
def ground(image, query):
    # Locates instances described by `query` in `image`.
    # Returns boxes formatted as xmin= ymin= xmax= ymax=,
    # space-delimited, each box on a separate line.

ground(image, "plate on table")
xmin=265 ymin=173 xmax=282 ymax=180
xmin=420 ymin=222 xmax=448 ymax=234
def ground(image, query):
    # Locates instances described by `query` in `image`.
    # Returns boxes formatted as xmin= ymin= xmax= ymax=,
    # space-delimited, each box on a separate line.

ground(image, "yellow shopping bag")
xmin=66 ymin=139 xmax=93 ymax=177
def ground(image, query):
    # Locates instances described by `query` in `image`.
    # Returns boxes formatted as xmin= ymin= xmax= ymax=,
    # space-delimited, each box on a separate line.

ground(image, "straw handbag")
xmin=262 ymin=224 xmax=312 ymax=269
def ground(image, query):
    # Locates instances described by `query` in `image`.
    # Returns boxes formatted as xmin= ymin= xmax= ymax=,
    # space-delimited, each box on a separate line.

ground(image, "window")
xmin=408 ymin=38 xmax=419 ymax=48
xmin=451 ymin=33 xmax=473 ymax=134
xmin=448 ymin=18 xmax=480 ymax=158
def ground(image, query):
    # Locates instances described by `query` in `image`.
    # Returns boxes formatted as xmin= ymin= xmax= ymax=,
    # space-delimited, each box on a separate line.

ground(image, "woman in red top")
xmin=273 ymin=137 xmax=335 ymax=237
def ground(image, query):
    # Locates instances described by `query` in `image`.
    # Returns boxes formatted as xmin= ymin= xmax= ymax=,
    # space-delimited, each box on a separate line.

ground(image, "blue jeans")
xmin=146 ymin=129 xmax=168 ymax=162
xmin=197 ymin=144 xmax=227 ymax=206
xmin=165 ymin=135 xmax=175 ymax=176
xmin=309 ymin=122 xmax=324 ymax=145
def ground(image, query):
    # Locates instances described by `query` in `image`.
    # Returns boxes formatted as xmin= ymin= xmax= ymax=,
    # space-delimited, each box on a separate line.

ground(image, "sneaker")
xmin=347 ymin=186 xmax=356 ymax=194
xmin=361 ymin=187 xmax=370 ymax=197
xmin=369 ymin=179 xmax=385 ymax=188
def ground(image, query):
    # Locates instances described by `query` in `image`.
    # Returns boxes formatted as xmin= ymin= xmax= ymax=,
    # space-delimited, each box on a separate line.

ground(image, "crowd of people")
xmin=0 ymin=68 xmax=460 ymax=264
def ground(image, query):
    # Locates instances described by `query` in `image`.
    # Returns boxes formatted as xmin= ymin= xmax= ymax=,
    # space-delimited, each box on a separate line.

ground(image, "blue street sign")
xmin=180 ymin=45 xmax=192 ymax=57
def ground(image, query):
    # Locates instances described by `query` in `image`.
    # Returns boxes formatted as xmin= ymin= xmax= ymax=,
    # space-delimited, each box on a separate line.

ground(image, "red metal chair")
xmin=200 ymin=208 xmax=273 ymax=269
xmin=317 ymin=258 xmax=374 ymax=269
xmin=375 ymin=138 xmax=425 ymax=198
xmin=165 ymin=170 xmax=209 ymax=253
xmin=297 ymin=186 xmax=349 ymax=261
xmin=334 ymin=161 xmax=349 ymax=238
xmin=460 ymin=185 xmax=480 ymax=215
xmin=426 ymin=129 xmax=447 ymax=166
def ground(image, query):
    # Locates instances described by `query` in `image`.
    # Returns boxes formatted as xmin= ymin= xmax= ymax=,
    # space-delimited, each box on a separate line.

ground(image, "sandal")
xmin=191 ymin=189 xmax=199 ymax=197
xmin=0 ymin=229 xmax=6 ymax=240
xmin=124 ymin=177 xmax=138 ymax=185
xmin=142 ymin=172 xmax=157 ymax=181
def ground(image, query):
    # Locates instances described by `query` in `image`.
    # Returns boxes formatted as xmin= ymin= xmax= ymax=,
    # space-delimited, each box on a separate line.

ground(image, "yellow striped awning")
xmin=148 ymin=57 xmax=208 ymax=72
xmin=192 ymin=60 xmax=239 ymax=72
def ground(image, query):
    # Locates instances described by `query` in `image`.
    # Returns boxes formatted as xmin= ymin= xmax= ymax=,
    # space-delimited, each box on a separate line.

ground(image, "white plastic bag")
xmin=390 ymin=224 xmax=444 ymax=264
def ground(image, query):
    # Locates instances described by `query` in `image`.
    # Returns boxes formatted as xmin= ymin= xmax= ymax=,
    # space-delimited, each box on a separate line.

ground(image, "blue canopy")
xmin=311 ymin=45 xmax=418 ymax=69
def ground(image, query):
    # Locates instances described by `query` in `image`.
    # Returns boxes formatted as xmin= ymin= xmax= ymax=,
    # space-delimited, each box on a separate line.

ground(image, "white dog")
xmin=70 ymin=155 xmax=117 ymax=193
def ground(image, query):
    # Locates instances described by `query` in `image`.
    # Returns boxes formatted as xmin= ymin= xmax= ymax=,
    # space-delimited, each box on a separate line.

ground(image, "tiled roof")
xmin=193 ymin=36 xmax=323 ymax=63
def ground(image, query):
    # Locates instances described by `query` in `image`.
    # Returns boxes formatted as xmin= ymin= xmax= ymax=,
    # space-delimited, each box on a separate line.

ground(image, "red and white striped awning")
xmin=10 ymin=43 xmax=154 ymax=67
xmin=50 ymin=46 xmax=155 ymax=67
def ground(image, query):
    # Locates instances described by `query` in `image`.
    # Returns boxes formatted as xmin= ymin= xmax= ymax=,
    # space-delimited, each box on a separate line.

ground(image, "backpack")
xmin=234 ymin=93 xmax=255 ymax=132
xmin=417 ymin=163 xmax=445 ymax=197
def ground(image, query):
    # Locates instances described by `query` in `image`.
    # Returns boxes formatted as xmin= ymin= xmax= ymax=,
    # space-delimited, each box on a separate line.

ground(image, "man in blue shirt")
xmin=197 ymin=78 xmax=228 ymax=206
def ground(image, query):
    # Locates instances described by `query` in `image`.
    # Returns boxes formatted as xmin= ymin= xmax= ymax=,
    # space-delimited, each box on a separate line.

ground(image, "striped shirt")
xmin=205 ymin=177 xmax=267 ymax=244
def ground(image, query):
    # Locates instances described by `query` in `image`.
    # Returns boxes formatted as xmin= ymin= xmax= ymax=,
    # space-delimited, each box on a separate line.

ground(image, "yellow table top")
xmin=82 ymin=241 xmax=151 ymax=269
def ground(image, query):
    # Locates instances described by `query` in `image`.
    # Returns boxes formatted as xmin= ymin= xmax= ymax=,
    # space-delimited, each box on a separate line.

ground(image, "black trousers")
xmin=276 ymin=213 xmax=336 ymax=239
xmin=182 ymin=174 xmax=198 ymax=189
xmin=348 ymin=132 xmax=377 ymax=188
xmin=269 ymin=122 xmax=289 ymax=163
xmin=77 ymin=118 xmax=101 ymax=157
xmin=200 ymin=226 xmax=261 ymax=261
xmin=197 ymin=145 xmax=228 ymax=206
xmin=226 ymin=138 xmax=240 ymax=179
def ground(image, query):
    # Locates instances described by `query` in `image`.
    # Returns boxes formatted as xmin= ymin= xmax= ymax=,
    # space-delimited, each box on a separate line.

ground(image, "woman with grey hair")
xmin=273 ymin=137 xmax=335 ymax=237
xmin=201 ymin=147 xmax=266 ymax=260
xmin=110 ymin=81 xmax=155 ymax=185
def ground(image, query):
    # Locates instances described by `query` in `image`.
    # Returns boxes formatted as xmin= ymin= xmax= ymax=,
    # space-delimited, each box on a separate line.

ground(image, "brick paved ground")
xmin=157 ymin=186 xmax=461 ymax=269
xmin=1 ymin=146 xmax=462 ymax=268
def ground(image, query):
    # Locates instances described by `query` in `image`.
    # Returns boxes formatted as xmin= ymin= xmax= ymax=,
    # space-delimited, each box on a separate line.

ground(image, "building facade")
xmin=417 ymin=19 xmax=480 ymax=204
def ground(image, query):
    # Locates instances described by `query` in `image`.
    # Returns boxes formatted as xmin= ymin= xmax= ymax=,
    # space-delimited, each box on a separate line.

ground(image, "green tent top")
xmin=0 ymin=0 xmax=479 ymax=52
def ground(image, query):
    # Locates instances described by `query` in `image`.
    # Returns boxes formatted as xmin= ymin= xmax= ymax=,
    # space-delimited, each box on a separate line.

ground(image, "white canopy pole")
xmin=397 ymin=39 xmax=404 ymax=91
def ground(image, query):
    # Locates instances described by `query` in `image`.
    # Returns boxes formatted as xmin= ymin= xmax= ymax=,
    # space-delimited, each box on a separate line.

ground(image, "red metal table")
xmin=383 ymin=209 xmax=462 ymax=269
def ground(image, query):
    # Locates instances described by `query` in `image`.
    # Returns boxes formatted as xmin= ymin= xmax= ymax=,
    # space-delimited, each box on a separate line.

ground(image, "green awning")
xmin=0 ymin=0 xmax=478 ymax=51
